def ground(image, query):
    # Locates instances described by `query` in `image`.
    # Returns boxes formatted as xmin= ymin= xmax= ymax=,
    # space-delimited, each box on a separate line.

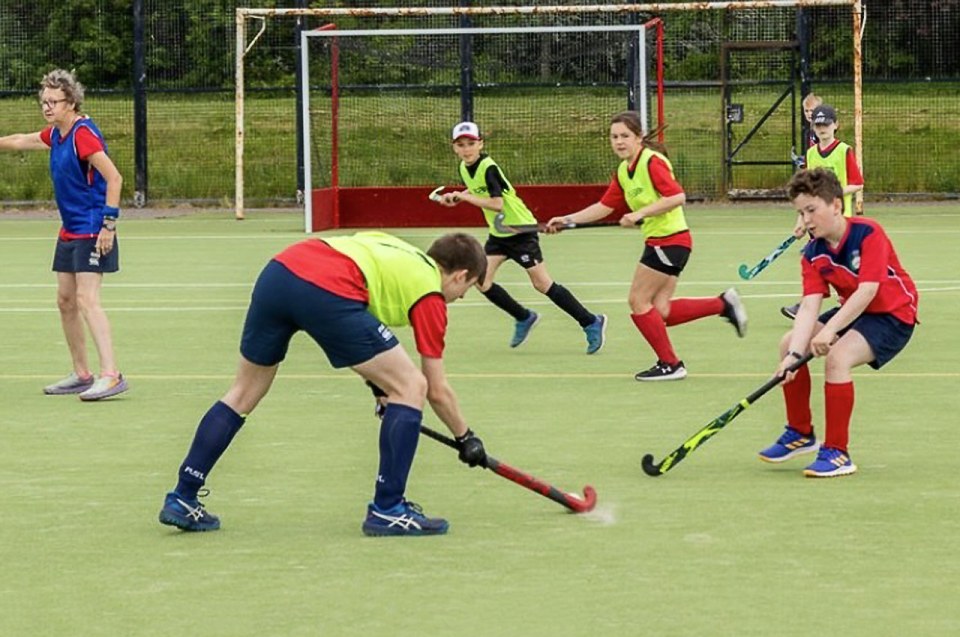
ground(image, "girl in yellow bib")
xmin=435 ymin=121 xmax=607 ymax=355
xmin=547 ymin=111 xmax=747 ymax=381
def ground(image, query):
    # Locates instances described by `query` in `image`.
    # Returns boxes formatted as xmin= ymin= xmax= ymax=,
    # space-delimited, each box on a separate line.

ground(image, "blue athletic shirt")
xmin=44 ymin=118 xmax=109 ymax=237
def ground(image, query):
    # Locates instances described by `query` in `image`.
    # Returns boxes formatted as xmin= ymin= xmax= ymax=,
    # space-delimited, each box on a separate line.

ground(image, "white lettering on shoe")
xmin=175 ymin=497 xmax=206 ymax=522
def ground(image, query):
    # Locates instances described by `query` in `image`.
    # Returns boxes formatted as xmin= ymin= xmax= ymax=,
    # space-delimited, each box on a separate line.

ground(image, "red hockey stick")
xmin=419 ymin=425 xmax=597 ymax=514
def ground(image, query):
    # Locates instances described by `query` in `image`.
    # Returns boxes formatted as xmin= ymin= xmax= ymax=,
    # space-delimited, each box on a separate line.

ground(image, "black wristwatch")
xmin=787 ymin=350 xmax=804 ymax=360
xmin=102 ymin=217 xmax=117 ymax=232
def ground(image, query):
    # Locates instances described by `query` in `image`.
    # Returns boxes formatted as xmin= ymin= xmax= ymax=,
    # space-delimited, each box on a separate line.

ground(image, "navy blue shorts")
xmin=485 ymin=232 xmax=543 ymax=269
xmin=640 ymin=244 xmax=690 ymax=277
xmin=819 ymin=306 xmax=915 ymax=369
xmin=52 ymin=237 xmax=119 ymax=273
xmin=240 ymin=260 xmax=399 ymax=369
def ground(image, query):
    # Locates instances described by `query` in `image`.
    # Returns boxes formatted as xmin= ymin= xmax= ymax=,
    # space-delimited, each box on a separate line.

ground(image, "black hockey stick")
xmin=493 ymin=214 xmax=639 ymax=235
xmin=419 ymin=425 xmax=597 ymax=513
xmin=640 ymin=353 xmax=815 ymax=476
xmin=738 ymin=234 xmax=798 ymax=280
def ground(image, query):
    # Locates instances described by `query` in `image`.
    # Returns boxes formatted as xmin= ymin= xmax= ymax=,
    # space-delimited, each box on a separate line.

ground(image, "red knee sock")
xmin=664 ymin=297 xmax=725 ymax=326
xmin=631 ymin=309 xmax=680 ymax=366
xmin=824 ymin=381 xmax=855 ymax=452
xmin=782 ymin=364 xmax=813 ymax=435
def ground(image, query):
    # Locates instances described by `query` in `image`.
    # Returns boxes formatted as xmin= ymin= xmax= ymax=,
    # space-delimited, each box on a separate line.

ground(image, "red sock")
xmin=664 ymin=297 xmax=725 ymax=326
xmin=824 ymin=381 xmax=855 ymax=451
xmin=631 ymin=309 xmax=680 ymax=366
xmin=782 ymin=364 xmax=813 ymax=435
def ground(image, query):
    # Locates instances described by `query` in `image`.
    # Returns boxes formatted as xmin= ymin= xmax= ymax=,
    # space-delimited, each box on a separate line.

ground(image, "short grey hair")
xmin=39 ymin=69 xmax=85 ymax=112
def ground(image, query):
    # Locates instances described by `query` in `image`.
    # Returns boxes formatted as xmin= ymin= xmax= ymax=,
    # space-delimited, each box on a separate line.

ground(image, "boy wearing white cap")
xmin=434 ymin=122 xmax=607 ymax=354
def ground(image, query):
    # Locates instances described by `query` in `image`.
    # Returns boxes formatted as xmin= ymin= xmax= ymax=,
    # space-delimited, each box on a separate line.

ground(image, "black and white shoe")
xmin=721 ymin=288 xmax=748 ymax=337
xmin=780 ymin=303 xmax=800 ymax=320
xmin=635 ymin=360 xmax=687 ymax=382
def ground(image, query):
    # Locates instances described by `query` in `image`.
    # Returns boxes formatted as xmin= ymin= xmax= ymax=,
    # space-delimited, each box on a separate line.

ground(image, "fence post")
xmin=294 ymin=0 xmax=307 ymax=206
xmin=132 ymin=0 xmax=147 ymax=207
xmin=458 ymin=0 xmax=473 ymax=122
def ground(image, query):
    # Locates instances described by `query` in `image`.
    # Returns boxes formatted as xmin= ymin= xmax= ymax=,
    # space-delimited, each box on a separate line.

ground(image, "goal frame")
xmin=235 ymin=1 xmax=863 ymax=223
xmin=300 ymin=23 xmax=663 ymax=233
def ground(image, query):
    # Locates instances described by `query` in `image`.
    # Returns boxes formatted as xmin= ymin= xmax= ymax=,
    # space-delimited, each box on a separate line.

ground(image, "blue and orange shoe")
xmin=803 ymin=447 xmax=857 ymax=478
xmin=758 ymin=426 xmax=818 ymax=463
xmin=362 ymin=500 xmax=449 ymax=537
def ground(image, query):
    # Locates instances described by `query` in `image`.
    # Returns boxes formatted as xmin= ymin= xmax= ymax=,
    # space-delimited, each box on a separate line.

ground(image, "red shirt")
xmin=273 ymin=240 xmax=448 ymax=358
xmin=40 ymin=125 xmax=104 ymax=159
xmin=598 ymin=151 xmax=692 ymax=248
xmin=801 ymin=217 xmax=918 ymax=325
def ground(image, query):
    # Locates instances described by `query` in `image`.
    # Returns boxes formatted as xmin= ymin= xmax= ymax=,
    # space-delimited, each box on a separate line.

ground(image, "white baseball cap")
xmin=452 ymin=121 xmax=481 ymax=141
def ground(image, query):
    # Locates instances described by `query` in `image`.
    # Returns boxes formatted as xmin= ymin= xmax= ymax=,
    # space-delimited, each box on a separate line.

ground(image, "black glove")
xmin=455 ymin=429 xmax=487 ymax=468
xmin=365 ymin=380 xmax=387 ymax=419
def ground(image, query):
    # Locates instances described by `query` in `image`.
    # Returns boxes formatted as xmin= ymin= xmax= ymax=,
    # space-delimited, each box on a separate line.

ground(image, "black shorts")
xmin=485 ymin=232 xmax=543 ymax=270
xmin=52 ymin=237 xmax=119 ymax=273
xmin=818 ymin=306 xmax=915 ymax=369
xmin=639 ymin=244 xmax=690 ymax=277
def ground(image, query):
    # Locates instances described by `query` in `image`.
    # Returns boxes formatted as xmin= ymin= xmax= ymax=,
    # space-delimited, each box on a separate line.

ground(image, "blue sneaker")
xmin=803 ymin=447 xmax=857 ymax=478
xmin=158 ymin=491 xmax=221 ymax=532
xmin=510 ymin=311 xmax=540 ymax=348
xmin=362 ymin=500 xmax=449 ymax=537
xmin=583 ymin=314 xmax=607 ymax=355
xmin=759 ymin=426 xmax=818 ymax=463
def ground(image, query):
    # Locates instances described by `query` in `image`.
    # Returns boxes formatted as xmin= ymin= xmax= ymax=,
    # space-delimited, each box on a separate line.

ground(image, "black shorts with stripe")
xmin=639 ymin=244 xmax=690 ymax=276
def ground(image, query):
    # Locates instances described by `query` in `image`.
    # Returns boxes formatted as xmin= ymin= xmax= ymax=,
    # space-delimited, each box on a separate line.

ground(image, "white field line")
xmin=1 ymin=286 xmax=957 ymax=312
xmin=2 ymin=371 xmax=957 ymax=381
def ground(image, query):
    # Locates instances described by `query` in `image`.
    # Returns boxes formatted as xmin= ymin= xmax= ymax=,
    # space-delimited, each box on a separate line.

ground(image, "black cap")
xmin=811 ymin=105 xmax=837 ymax=125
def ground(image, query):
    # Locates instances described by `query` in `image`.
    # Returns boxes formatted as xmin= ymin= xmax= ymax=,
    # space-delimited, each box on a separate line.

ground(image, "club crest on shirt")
xmin=850 ymin=249 xmax=861 ymax=272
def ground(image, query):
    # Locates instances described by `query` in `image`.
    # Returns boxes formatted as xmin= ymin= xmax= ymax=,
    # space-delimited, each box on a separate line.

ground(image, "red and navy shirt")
xmin=273 ymin=240 xmax=448 ymax=358
xmin=801 ymin=217 xmax=918 ymax=325
xmin=40 ymin=118 xmax=109 ymax=239
xmin=598 ymin=149 xmax=692 ymax=249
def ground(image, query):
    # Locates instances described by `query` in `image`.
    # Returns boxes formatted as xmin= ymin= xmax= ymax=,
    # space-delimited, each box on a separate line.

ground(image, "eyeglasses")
xmin=39 ymin=98 xmax=68 ymax=109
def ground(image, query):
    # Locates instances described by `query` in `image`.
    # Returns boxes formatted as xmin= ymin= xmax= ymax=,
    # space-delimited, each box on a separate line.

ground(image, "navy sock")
xmin=174 ymin=400 xmax=246 ymax=500
xmin=373 ymin=403 xmax=422 ymax=511
xmin=482 ymin=283 xmax=530 ymax=321
xmin=546 ymin=283 xmax=595 ymax=327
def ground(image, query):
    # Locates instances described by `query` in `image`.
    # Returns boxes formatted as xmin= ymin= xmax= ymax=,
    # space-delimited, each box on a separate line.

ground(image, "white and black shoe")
xmin=635 ymin=360 xmax=687 ymax=382
xmin=780 ymin=303 xmax=800 ymax=320
xmin=721 ymin=288 xmax=748 ymax=337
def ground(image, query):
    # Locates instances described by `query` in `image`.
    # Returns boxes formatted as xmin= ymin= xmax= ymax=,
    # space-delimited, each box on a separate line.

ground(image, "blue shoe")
xmin=362 ymin=500 xmax=449 ymax=537
xmin=158 ymin=491 xmax=221 ymax=532
xmin=758 ymin=426 xmax=818 ymax=463
xmin=583 ymin=314 xmax=607 ymax=355
xmin=510 ymin=311 xmax=540 ymax=348
xmin=803 ymin=447 xmax=857 ymax=478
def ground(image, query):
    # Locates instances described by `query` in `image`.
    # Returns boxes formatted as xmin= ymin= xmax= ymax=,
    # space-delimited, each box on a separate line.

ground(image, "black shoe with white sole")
xmin=635 ymin=360 xmax=687 ymax=382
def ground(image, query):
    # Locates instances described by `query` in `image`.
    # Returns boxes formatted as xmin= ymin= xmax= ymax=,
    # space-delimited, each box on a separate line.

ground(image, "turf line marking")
xmin=2 ymin=372 xmax=956 ymax=381
xmin=3 ymin=286 xmax=958 ymax=313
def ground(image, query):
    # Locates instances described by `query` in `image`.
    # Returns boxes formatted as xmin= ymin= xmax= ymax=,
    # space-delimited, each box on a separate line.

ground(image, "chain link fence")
xmin=1 ymin=0 xmax=957 ymax=207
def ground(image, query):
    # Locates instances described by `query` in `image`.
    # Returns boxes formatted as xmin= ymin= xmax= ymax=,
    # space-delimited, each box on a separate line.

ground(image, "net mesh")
xmin=0 ymin=1 xmax=958 ymax=206
xmin=306 ymin=26 xmax=657 ymax=192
